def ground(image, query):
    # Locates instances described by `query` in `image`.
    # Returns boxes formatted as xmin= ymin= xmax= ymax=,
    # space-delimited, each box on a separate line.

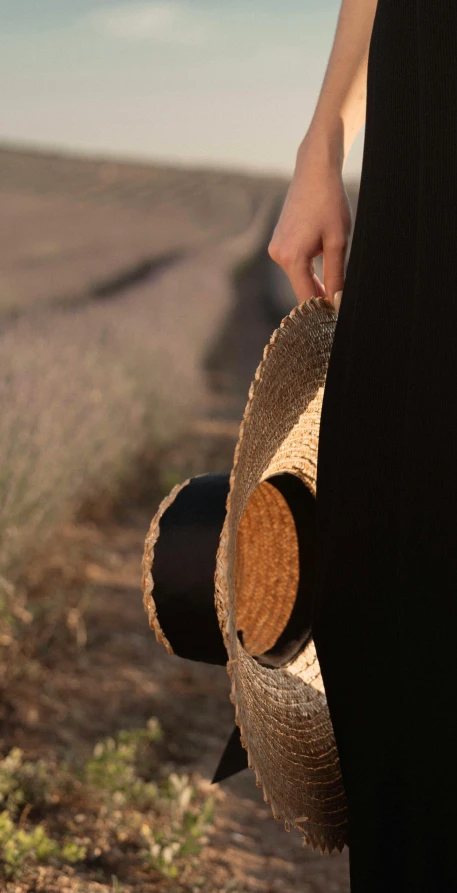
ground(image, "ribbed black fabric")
xmin=310 ymin=1 xmax=457 ymax=889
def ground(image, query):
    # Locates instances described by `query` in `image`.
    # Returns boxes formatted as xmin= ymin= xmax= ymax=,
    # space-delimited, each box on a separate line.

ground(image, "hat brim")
xmin=214 ymin=296 xmax=349 ymax=854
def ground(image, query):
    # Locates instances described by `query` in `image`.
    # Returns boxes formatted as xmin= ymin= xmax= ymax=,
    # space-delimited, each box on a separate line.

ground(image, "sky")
xmin=0 ymin=0 xmax=365 ymax=179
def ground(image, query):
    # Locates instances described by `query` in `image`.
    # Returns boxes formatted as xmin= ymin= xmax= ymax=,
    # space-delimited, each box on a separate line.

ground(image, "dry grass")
xmin=0 ymin=152 xmax=281 ymax=581
xmin=0 ymin=147 xmax=355 ymax=891
xmin=0 ymin=278 xmax=205 ymax=579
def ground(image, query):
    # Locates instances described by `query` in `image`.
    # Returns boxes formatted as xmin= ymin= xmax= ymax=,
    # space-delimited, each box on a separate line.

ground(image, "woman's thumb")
xmin=333 ymin=290 xmax=343 ymax=313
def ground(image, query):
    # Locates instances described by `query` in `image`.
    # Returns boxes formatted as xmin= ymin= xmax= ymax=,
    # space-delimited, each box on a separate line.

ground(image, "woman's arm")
xmin=268 ymin=0 xmax=379 ymax=308
xmin=303 ymin=0 xmax=379 ymax=170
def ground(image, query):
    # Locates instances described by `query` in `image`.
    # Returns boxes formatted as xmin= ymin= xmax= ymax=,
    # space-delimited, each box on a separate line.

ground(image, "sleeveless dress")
xmin=310 ymin=0 xmax=457 ymax=890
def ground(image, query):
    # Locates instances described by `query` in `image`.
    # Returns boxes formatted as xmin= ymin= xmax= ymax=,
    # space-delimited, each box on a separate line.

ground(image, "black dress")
xmin=310 ymin=1 xmax=457 ymax=890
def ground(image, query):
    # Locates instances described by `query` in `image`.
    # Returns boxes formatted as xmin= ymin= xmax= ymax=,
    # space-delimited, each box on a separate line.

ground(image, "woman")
xmin=269 ymin=1 xmax=457 ymax=891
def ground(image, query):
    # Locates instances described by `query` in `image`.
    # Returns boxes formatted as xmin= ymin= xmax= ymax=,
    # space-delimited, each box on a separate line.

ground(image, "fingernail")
xmin=333 ymin=290 xmax=343 ymax=313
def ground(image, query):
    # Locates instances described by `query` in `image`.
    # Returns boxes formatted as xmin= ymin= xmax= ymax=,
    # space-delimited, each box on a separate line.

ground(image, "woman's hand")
xmin=268 ymin=136 xmax=353 ymax=312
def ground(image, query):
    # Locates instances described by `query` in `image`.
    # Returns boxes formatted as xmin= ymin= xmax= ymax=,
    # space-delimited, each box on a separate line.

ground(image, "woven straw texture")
xmin=214 ymin=296 xmax=349 ymax=854
xmin=235 ymin=480 xmax=299 ymax=655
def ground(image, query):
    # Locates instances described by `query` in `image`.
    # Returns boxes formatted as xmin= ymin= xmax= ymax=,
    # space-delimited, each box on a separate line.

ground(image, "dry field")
xmin=0 ymin=145 xmax=359 ymax=892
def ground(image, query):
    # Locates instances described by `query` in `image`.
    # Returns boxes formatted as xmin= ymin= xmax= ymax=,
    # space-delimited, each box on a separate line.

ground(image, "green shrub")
xmin=0 ymin=809 xmax=86 ymax=878
xmin=0 ymin=718 xmax=215 ymax=884
xmin=0 ymin=747 xmax=53 ymax=817
xmin=84 ymin=720 xmax=163 ymax=808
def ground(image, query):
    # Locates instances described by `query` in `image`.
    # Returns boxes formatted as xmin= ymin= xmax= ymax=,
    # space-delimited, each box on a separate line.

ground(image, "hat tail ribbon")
xmin=211 ymin=724 xmax=248 ymax=784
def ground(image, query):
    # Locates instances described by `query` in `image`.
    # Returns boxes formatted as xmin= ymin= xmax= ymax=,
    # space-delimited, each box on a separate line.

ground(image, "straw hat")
xmin=141 ymin=295 xmax=348 ymax=855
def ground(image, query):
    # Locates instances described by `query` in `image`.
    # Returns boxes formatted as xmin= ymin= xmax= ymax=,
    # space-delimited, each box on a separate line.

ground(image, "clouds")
xmin=88 ymin=2 xmax=215 ymax=46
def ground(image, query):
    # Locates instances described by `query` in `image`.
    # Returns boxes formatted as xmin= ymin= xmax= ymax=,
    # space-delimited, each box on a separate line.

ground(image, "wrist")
xmin=297 ymin=120 xmax=345 ymax=171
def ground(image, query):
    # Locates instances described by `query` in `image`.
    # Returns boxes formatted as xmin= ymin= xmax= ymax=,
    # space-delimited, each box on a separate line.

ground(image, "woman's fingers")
xmin=267 ymin=153 xmax=352 ymax=309
xmin=322 ymin=238 xmax=347 ymax=310
xmin=285 ymin=261 xmax=328 ymax=305
xmin=269 ymin=243 xmax=327 ymax=304
xmin=312 ymin=270 xmax=327 ymax=299
xmin=269 ymin=239 xmax=344 ymax=307
xmin=286 ymin=256 xmax=323 ymax=304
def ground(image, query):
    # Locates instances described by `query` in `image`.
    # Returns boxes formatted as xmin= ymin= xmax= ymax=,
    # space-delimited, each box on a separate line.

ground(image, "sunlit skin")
xmin=268 ymin=0 xmax=379 ymax=310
